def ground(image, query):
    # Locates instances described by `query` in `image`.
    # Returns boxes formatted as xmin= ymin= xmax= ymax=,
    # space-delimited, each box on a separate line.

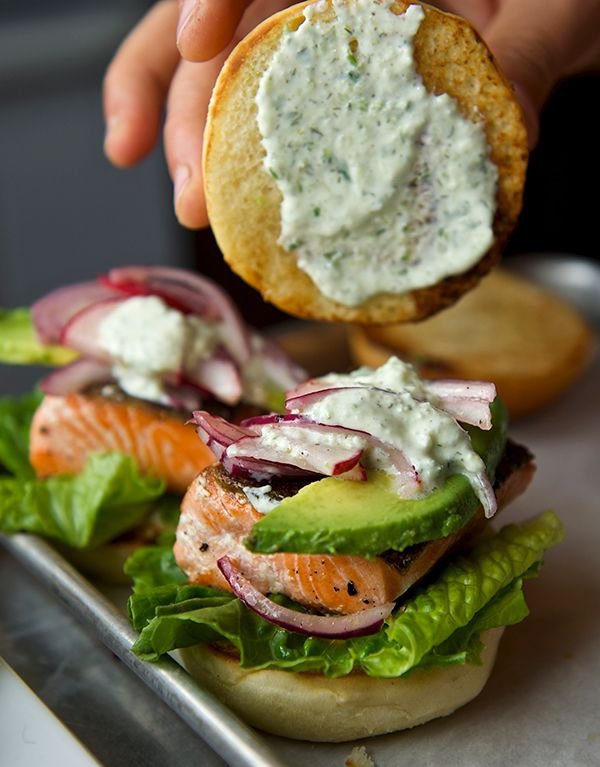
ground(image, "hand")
xmin=432 ymin=0 xmax=600 ymax=147
xmin=104 ymin=0 xmax=600 ymax=230
xmin=103 ymin=0 xmax=289 ymax=230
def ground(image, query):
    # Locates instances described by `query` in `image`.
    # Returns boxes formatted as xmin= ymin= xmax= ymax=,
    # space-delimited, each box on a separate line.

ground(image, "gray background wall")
xmin=0 ymin=2 xmax=193 ymax=394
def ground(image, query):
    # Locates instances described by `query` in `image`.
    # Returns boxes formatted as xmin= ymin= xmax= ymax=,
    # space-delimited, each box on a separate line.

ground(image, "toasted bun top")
xmin=349 ymin=269 xmax=594 ymax=417
xmin=204 ymin=0 xmax=527 ymax=324
xmin=179 ymin=627 xmax=504 ymax=741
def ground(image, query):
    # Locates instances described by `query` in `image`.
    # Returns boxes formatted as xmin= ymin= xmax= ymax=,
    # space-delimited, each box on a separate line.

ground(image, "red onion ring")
xmin=432 ymin=396 xmax=493 ymax=430
xmin=221 ymin=454 xmax=318 ymax=482
xmin=106 ymin=266 xmax=252 ymax=363
xmin=31 ymin=281 xmax=121 ymax=344
xmin=189 ymin=411 xmax=257 ymax=459
xmin=184 ymin=348 xmax=243 ymax=406
xmin=217 ymin=556 xmax=394 ymax=638
xmin=59 ymin=297 xmax=125 ymax=361
xmin=39 ymin=358 xmax=113 ymax=396
xmin=469 ymin=470 xmax=498 ymax=519
xmin=426 ymin=380 xmax=497 ymax=401
xmin=98 ymin=275 xmax=195 ymax=316
xmin=226 ymin=430 xmax=364 ymax=479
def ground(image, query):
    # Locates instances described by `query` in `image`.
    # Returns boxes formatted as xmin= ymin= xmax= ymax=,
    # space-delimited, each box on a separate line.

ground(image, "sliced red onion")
xmin=98 ymin=275 xmax=193 ymax=315
xmin=240 ymin=413 xmax=304 ymax=428
xmin=106 ymin=266 xmax=252 ymax=363
xmin=285 ymin=379 xmax=340 ymax=400
xmin=426 ymin=380 xmax=497 ymax=401
xmin=218 ymin=556 xmax=394 ymax=638
xmin=469 ymin=470 xmax=498 ymax=519
xmin=285 ymin=385 xmax=361 ymax=413
xmin=163 ymin=384 xmax=204 ymax=412
xmin=59 ymin=297 xmax=125 ymax=361
xmin=426 ymin=380 xmax=496 ymax=429
xmin=286 ymin=390 xmax=421 ymax=493
xmin=433 ymin=397 xmax=493 ymax=430
xmin=189 ymin=411 xmax=257 ymax=460
xmin=227 ymin=436 xmax=364 ymax=479
xmin=185 ymin=348 xmax=243 ymax=406
xmin=31 ymin=281 xmax=121 ymax=344
xmin=220 ymin=412 xmax=419 ymax=491
xmin=39 ymin=358 xmax=113 ymax=396
xmin=221 ymin=454 xmax=318 ymax=482
xmin=105 ymin=267 xmax=217 ymax=317
xmin=336 ymin=463 xmax=367 ymax=481
xmin=256 ymin=336 xmax=307 ymax=390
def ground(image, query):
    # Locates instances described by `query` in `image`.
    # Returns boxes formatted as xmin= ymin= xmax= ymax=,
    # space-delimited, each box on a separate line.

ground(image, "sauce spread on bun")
xmin=256 ymin=1 xmax=497 ymax=305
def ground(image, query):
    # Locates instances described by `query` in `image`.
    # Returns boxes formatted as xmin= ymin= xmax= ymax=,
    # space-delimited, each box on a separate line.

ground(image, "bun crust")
xmin=204 ymin=0 xmax=527 ymax=324
xmin=349 ymin=269 xmax=593 ymax=418
xmin=179 ymin=627 xmax=503 ymax=741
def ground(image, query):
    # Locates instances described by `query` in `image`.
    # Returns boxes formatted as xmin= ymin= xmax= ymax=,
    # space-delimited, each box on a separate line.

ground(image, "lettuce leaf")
xmin=0 ymin=308 xmax=77 ymax=366
xmin=0 ymin=390 xmax=42 ymax=478
xmin=125 ymin=543 xmax=189 ymax=591
xmin=0 ymin=452 xmax=166 ymax=548
xmin=128 ymin=511 xmax=563 ymax=676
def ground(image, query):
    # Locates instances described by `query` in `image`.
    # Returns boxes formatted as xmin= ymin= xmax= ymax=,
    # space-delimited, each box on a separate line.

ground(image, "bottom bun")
xmin=179 ymin=627 xmax=504 ymax=742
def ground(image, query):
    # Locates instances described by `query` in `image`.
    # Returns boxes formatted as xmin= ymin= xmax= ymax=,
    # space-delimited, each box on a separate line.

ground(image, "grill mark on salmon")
xmin=174 ymin=441 xmax=534 ymax=614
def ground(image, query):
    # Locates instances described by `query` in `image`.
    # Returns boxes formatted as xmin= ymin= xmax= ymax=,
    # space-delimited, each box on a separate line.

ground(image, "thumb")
xmin=177 ymin=0 xmax=253 ymax=61
xmin=483 ymin=0 xmax=574 ymax=148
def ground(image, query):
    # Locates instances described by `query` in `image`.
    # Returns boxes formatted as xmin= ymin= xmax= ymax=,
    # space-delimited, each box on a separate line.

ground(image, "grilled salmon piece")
xmin=175 ymin=464 xmax=406 ymax=613
xmin=174 ymin=442 xmax=534 ymax=614
xmin=29 ymin=392 xmax=215 ymax=494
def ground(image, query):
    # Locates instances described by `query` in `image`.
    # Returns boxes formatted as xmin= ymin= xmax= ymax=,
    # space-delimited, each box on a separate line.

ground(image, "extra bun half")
xmin=204 ymin=0 xmax=527 ymax=324
xmin=349 ymin=269 xmax=594 ymax=418
xmin=179 ymin=628 xmax=503 ymax=741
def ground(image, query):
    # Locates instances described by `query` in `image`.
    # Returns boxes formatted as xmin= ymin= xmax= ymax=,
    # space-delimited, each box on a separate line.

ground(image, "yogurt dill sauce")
xmin=255 ymin=0 xmax=498 ymax=306
xmin=97 ymin=295 xmax=283 ymax=407
xmin=238 ymin=357 xmax=489 ymax=513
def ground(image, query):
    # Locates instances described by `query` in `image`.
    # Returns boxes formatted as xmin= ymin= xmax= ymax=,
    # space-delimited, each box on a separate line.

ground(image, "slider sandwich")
xmin=0 ymin=266 xmax=305 ymax=579
xmin=128 ymin=357 xmax=562 ymax=740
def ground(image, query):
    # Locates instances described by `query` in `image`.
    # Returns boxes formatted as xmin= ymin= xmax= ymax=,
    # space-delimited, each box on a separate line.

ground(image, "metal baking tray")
xmin=2 ymin=254 xmax=599 ymax=767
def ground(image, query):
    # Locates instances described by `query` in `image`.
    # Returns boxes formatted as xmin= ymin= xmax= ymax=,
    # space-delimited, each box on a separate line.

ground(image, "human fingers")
xmin=177 ymin=0 xmax=293 ymax=61
xmin=426 ymin=0 xmax=496 ymax=31
xmin=104 ymin=1 xmax=180 ymax=167
xmin=482 ymin=0 xmax=578 ymax=148
xmin=177 ymin=0 xmax=254 ymax=61
xmin=164 ymin=53 xmax=230 ymax=228
xmin=167 ymin=0 xmax=292 ymax=227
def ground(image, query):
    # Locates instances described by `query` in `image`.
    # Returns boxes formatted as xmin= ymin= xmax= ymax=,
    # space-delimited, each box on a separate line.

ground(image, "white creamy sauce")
xmin=288 ymin=357 xmax=487 ymax=497
xmin=256 ymin=0 xmax=497 ymax=305
xmin=98 ymin=295 xmax=219 ymax=404
xmin=242 ymin=484 xmax=281 ymax=514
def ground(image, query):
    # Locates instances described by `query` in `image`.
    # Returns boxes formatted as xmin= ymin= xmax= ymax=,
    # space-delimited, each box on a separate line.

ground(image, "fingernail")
xmin=103 ymin=115 xmax=122 ymax=153
xmin=174 ymin=165 xmax=191 ymax=208
xmin=177 ymin=0 xmax=196 ymax=44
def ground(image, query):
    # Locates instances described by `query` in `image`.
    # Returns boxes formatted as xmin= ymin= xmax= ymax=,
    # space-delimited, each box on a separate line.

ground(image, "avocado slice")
xmin=0 ymin=308 xmax=77 ymax=366
xmin=245 ymin=399 xmax=507 ymax=558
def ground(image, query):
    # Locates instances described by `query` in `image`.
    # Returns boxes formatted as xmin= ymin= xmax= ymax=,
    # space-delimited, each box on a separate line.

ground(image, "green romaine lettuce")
xmin=0 ymin=390 xmax=174 ymax=553
xmin=0 ymin=390 xmax=42 ymax=479
xmin=128 ymin=511 xmax=563 ymax=676
xmin=0 ymin=452 xmax=166 ymax=549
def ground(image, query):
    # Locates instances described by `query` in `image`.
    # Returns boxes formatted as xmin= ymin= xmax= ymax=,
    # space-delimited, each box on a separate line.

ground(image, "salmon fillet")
xmin=30 ymin=392 xmax=215 ymax=494
xmin=174 ymin=443 xmax=534 ymax=614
